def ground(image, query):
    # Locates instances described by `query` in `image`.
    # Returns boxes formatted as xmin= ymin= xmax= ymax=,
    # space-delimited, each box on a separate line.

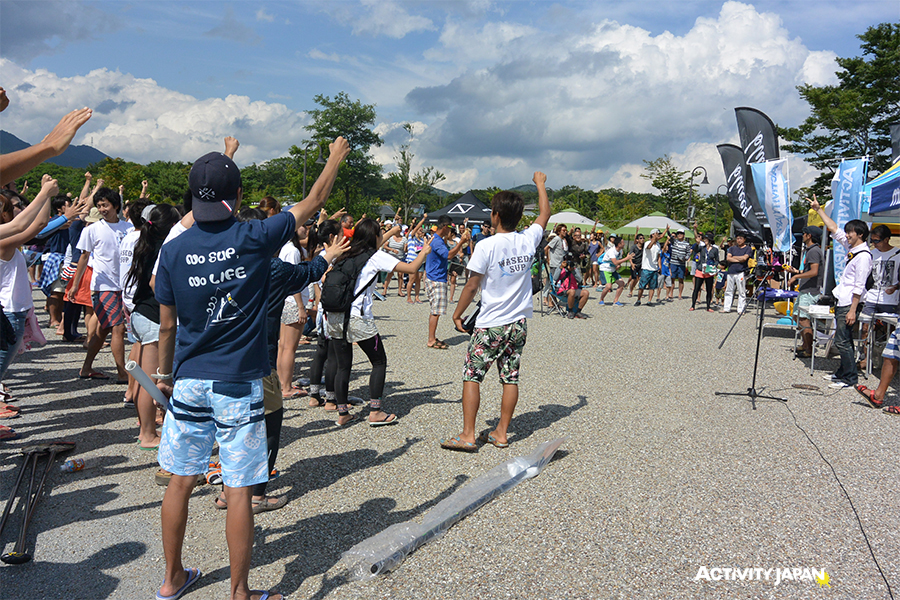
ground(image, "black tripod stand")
xmin=716 ymin=267 xmax=788 ymax=409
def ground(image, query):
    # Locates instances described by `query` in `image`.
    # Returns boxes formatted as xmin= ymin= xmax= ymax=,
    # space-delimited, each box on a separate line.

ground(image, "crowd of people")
xmin=1 ymin=93 xmax=896 ymax=600
xmin=0 ymin=92 xmax=557 ymax=600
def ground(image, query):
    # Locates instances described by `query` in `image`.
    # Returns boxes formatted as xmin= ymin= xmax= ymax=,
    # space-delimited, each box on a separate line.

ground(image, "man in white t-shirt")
xmin=857 ymin=224 xmax=900 ymax=369
xmin=68 ymin=187 xmax=133 ymax=381
xmin=634 ymin=227 xmax=666 ymax=306
xmin=442 ymin=171 xmax=551 ymax=452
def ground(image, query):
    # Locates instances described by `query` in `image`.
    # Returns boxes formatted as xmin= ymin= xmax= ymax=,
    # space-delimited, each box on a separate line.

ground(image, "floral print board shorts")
xmin=158 ymin=378 xmax=268 ymax=488
xmin=463 ymin=318 xmax=527 ymax=385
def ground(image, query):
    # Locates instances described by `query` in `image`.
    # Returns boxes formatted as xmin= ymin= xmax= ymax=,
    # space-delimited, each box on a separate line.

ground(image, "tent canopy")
xmin=425 ymin=191 xmax=492 ymax=225
xmin=545 ymin=209 xmax=602 ymax=230
xmin=610 ymin=212 xmax=694 ymax=239
xmin=866 ymin=161 xmax=900 ymax=215
xmin=377 ymin=205 xmax=397 ymax=219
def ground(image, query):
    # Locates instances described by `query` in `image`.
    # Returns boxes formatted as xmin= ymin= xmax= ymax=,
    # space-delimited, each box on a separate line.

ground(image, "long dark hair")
xmin=318 ymin=219 xmax=341 ymax=245
xmin=337 ymin=217 xmax=380 ymax=263
xmin=126 ymin=205 xmax=181 ymax=289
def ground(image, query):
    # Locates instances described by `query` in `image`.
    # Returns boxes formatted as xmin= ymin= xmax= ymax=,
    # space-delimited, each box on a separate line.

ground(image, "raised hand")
xmin=0 ymin=87 xmax=8 ymax=113
xmin=324 ymin=237 xmax=351 ymax=263
xmin=329 ymin=136 xmax=351 ymax=163
xmin=41 ymin=177 xmax=59 ymax=198
xmin=84 ymin=171 xmax=92 ymax=180
xmin=533 ymin=171 xmax=547 ymax=185
xmin=224 ymin=136 xmax=239 ymax=158
xmin=809 ymin=195 xmax=821 ymax=212
xmin=64 ymin=197 xmax=87 ymax=220
xmin=40 ymin=107 xmax=92 ymax=157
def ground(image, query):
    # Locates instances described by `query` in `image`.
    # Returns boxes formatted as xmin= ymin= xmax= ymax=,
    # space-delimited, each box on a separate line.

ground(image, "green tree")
xmin=16 ymin=163 xmax=85 ymax=199
xmin=88 ymin=157 xmax=146 ymax=198
xmin=143 ymin=160 xmax=191 ymax=203
xmin=640 ymin=155 xmax=693 ymax=219
xmin=388 ymin=123 xmax=446 ymax=221
xmin=779 ymin=23 xmax=900 ymax=195
xmin=295 ymin=91 xmax=383 ymax=209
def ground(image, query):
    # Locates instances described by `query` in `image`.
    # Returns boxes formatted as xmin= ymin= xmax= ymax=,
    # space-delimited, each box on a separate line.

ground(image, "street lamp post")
xmin=687 ymin=166 xmax=709 ymax=226
xmin=715 ymin=184 xmax=727 ymax=235
xmin=302 ymin=142 xmax=326 ymax=199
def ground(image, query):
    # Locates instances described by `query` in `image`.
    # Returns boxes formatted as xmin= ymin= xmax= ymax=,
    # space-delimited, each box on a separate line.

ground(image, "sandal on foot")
xmin=252 ymin=496 xmax=288 ymax=514
xmin=335 ymin=413 xmax=359 ymax=427
xmin=883 ymin=405 xmax=900 ymax=415
xmin=428 ymin=340 xmax=449 ymax=349
xmin=79 ymin=370 xmax=109 ymax=380
xmin=794 ymin=349 xmax=812 ymax=358
xmin=368 ymin=413 xmax=398 ymax=427
xmin=439 ymin=436 xmax=478 ymax=452
xmin=156 ymin=567 xmax=201 ymax=600
xmin=214 ymin=494 xmax=227 ymax=510
xmin=0 ymin=425 xmax=18 ymax=441
xmin=855 ymin=384 xmax=883 ymax=408
xmin=250 ymin=591 xmax=283 ymax=600
xmin=477 ymin=432 xmax=510 ymax=448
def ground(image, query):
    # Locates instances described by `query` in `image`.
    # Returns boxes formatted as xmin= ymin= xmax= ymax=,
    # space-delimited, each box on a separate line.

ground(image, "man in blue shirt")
xmin=153 ymin=137 xmax=348 ymax=600
xmin=425 ymin=215 xmax=469 ymax=349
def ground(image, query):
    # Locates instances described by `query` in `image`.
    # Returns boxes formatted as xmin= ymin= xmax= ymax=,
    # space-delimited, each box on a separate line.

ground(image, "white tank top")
xmin=0 ymin=250 xmax=34 ymax=312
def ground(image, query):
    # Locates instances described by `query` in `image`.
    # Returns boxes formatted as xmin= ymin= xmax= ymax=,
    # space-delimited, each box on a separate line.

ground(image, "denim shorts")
xmin=130 ymin=311 xmax=160 ymax=344
xmin=670 ymin=264 xmax=686 ymax=279
xmin=639 ymin=269 xmax=659 ymax=289
xmin=158 ymin=378 xmax=268 ymax=488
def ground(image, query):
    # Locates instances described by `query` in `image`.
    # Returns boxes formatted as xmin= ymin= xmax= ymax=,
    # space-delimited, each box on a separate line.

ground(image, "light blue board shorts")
xmin=158 ymin=378 xmax=268 ymax=488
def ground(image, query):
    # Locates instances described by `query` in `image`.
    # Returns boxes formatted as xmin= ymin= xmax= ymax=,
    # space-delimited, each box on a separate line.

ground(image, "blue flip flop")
xmin=156 ymin=568 xmax=201 ymax=600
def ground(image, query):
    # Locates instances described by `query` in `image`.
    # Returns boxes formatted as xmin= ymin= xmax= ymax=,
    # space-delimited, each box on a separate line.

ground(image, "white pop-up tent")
xmin=611 ymin=212 xmax=693 ymax=239
xmin=546 ymin=209 xmax=602 ymax=230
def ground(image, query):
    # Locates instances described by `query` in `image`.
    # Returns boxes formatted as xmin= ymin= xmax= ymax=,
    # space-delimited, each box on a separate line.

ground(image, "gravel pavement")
xmin=1 ymin=288 xmax=898 ymax=599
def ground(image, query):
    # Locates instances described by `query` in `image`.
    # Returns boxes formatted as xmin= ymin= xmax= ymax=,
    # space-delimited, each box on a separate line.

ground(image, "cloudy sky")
xmin=0 ymin=1 xmax=896 ymax=194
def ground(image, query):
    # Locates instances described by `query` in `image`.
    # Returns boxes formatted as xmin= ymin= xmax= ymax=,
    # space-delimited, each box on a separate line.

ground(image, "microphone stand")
xmin=716 ymin=267 xmax=788 ymax=409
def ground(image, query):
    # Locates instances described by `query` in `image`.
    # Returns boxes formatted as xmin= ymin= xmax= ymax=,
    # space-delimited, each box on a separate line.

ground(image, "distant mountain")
xmin=510 ymin=184 xmax=537 ymax=193
xmin=429 ymin=186 xmax=452 ymax=198
xmin=0 ymin=130 xmax=109 ymax=169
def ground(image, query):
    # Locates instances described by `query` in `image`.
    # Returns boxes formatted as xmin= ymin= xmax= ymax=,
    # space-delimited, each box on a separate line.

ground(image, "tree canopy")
xmin=779 ymin=22 xmax=900 ymax=194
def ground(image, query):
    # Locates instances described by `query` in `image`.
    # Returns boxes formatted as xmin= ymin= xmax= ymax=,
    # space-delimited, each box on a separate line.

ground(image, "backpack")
xmin=320 ymin=250 xmax=377 ymax=339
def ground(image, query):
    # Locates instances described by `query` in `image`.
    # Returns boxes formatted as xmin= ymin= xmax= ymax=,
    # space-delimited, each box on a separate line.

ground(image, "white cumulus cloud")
xmin=406 ymin=1 xmax=836 ymax=192
xmin=0 ymin=59 xmax=310 ymax=166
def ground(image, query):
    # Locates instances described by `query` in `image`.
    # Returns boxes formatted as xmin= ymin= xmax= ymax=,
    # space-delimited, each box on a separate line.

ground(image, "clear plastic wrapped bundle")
xmin=342 ymin=438 xmax=566 ymax=580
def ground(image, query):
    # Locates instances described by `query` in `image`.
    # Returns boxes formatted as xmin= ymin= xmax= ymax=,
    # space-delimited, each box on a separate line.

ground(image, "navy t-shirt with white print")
xmin=155 ymin=212 xmax=295 ymax=382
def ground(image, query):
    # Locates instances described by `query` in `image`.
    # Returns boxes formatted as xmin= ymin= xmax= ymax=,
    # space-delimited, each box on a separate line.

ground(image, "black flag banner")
xmin=891 ymin=122 xmax=899 ymax=165
xmin=735 ymin=106 xmax=780 ymax=163
xmin=734 ymin=106 xmax=779 ymax=231
xmin=717 ymin=143 xmax=765 ymax=239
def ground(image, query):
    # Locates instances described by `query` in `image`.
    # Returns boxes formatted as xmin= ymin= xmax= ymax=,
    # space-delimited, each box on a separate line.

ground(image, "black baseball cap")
xmin=189 ymin=152 xmax=242 ymax=223
xmin=802 ymin=225 xmax=822 ymax=243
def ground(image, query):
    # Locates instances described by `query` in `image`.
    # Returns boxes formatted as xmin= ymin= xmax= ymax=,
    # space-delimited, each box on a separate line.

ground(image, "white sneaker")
xmin=829 ymin=381 xmax=851 ymax=389
xmin=822 ymin=374 xmax=839 ymax=381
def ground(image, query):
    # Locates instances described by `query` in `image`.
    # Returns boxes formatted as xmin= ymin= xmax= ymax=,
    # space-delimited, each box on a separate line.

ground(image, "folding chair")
xmin=541 ymin=262 xmax=568 ymax=317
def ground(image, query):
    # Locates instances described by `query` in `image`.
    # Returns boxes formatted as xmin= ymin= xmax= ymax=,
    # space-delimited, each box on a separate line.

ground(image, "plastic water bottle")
xmin=59 ymin=458 xmax=85 ymax=473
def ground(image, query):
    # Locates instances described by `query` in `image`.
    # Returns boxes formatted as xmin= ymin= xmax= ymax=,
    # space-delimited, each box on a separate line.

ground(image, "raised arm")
xmin=0 ymin=108 xmax=92 ymax=186
xmin=287 ymin=137 xmax=350 ymax=229
xmin=533 ymin=171 xmax=551 ymax=229
xmin=139 ymin=179 xmax=149 ymax=199
xmin=809 ymin=195 xmax=837 ymax=235
xmin=224 ymin=136 xmax=239 ymax=160
xmin=0 ymin=176 xmax=58 ymax=249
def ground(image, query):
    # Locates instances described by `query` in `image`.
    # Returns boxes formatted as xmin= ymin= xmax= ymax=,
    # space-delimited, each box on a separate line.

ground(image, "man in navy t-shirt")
xmin=152 ymin=137 xmax=348 ymax=600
